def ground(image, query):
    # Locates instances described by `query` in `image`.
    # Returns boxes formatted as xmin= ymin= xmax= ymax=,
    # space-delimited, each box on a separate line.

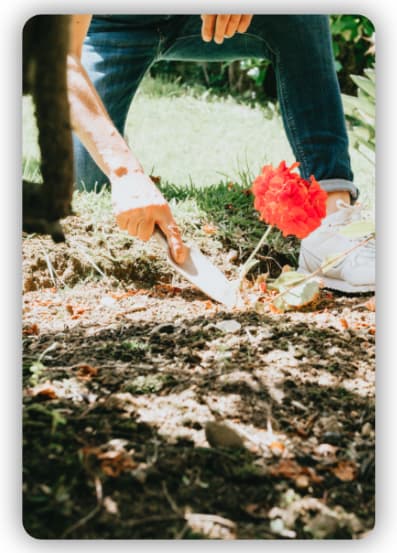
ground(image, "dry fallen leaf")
xmin=269 ymin=441 xmax=285 ymax=457
xmin=77 ymin=364 xmax=99 ymax=380
xmin=270 ymin=459 xmax=323 ymax=484
xmin=82 ymin=445 xmax=137 ymax=478
xmin=29 ymin=382 xmax=58 ymax=399
xmin=364 ymin=297 xmax=376 ymax=312
xmin=331 ymin=460 xmax=357 ymax=481
xmin=23 ymin=323 xmax=40 ymax=336
xmin=154 ymin=283 xmax=182 ymax=296
xmin=244 ymin=503 xmax=267 ymax=519
xmin=110 ymin=289 xmax=142 ymax=300
xmin=202 ymin=223 xmax=218 ymax=235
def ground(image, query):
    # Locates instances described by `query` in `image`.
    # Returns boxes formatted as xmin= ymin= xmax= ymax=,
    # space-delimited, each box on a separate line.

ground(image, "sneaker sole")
xmin=298 ymin=266 xmax=375 ymax=294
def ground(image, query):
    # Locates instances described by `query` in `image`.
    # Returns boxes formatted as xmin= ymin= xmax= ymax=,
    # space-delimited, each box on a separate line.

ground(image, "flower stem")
xmin=238 ymin=225 xmax=273 ymax=287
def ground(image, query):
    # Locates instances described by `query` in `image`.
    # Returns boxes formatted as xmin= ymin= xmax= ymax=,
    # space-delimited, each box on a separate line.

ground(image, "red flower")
xmin=252 ymin=161 xmax=327 ymax=239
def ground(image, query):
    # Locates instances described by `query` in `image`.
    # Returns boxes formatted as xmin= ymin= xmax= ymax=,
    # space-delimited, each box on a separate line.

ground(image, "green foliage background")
xmin=151 ymin=15 xmax=375 ymax=102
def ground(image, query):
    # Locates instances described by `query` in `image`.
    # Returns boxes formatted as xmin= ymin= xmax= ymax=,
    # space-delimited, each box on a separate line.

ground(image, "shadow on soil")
xmin=23 ymin=310 xmax=375 ymax=539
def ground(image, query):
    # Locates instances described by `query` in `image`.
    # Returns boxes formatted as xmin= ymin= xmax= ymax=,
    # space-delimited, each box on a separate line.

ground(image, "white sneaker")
xmin=298 ymin=201 xmax=375 ymax=293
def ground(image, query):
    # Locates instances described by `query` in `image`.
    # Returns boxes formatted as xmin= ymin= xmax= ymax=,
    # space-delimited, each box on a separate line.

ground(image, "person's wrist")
xmin=110 ymin=172 xmax=166 ymax=214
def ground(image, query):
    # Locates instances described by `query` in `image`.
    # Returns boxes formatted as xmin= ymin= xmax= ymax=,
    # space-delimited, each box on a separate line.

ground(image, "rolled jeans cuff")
xmin=318 ymin=179 xmax=359 ymax=204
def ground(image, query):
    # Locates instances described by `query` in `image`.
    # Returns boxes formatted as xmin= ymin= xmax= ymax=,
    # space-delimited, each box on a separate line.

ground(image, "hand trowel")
xmin=153 ymin=229 xmax=237 ymax=308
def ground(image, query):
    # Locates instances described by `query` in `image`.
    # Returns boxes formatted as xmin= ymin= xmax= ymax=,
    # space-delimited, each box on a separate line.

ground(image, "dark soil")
xmin=22 ymin=217 xmax=375 ymax=540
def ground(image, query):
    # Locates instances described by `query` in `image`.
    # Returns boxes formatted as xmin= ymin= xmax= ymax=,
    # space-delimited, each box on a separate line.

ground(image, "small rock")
xmin=314 ymin=443 xmax=338 ymax=460
xmin=322 ymin=432 xmax=343 ymax=445
xmin=305 ymin=513 xmax=339 ymax=539
xmin=103 ymin=496 xmax=119 ymax=515
xmin=361 ymin=422 xmax=372 ymax=437
xmin=295 ymin=474 xmax=310 ymax=489
xmin=215 ymin=320 xmax=241 ymax=333
xmin=150 ymin=323 xmax=175 ymax=335
xmin=205 ymin=421 xmax=245 ymax=448
xmin=100 ymin=295 xmax=117 ymax=308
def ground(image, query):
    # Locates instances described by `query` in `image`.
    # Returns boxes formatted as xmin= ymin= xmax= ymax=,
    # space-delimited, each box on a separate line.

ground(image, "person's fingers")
xmin=237 ymin=14 xmax=253 ymax=34
xmin=201 ymin=14 xmax=217 ymax=42
xmin=224 ymin=14 xmax=241 ymax=38
xmin=137 ymin=217 xmax=155 ymax=242
xmin=214 ymin=15 xmax=231 ymax=44
xmin=127 ymin=215 xmax=145 ymax=237
xmin=157 ymin=216 xmax=188 ymax=265
xmin=115 ymin=211 xmax=129 ymax=231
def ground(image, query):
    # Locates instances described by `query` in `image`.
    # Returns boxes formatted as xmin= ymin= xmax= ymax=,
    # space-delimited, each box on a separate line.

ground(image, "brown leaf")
xmin=269 ymin=441 xmax=285 ymax=456
xmin=364 ymin=297 xmax=376 ymax=311
xmin=269 ymin=459 xmax=301 ymax=479
xmin=331 ymin=460 xmax=357 ymax=481
xmin=30 ymin=382 xmax=58 ymax=399
xmin=270 ymin=459 xmax=323 ymax=485
xmin=202 ymin=223 xmax=218 ymax=235
xmin=149 ymin=174 xmax=161 ymax=184
xmin=100 ymin=451 xmax=137 ymax=477
xmin=154 ymin=283 xmax=182 ymax=296
xmin=77 ymin=364 xmax=99 ymax=379
xmin=23 ymin=323 xmax=40 ymax=336
xmin=243 ymin=503 xmax=267 ymax=519
xmin=110 ymin=289 xmax=142 ymax=300
xmin=82 ymin=446 xmax=137 ymax=477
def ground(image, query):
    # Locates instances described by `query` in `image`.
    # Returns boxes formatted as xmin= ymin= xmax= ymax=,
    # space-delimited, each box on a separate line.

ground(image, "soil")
xmin=22 ymin=216 xmax=375 ymax=540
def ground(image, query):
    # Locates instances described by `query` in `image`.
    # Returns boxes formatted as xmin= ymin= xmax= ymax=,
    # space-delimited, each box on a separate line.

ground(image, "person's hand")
xmin=200 ymin=15 xmax=253 ymax=44
xmin=111 ymin=172 xmax=189 ymax=264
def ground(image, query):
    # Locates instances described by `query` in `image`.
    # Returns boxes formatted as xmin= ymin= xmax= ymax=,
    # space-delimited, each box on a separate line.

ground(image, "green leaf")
xmin=364 ymin=68 xmax=376 ymax=82
xmin=350 ymin=74 xmax=375 ymax=99
xmin=339 ymin=220 xmax=375 ymax=238
xmin=270 ymin=271 xmax=320 ymax=311
xmin=269 ymin=270 xmax=306 ymax=290
xmin=355 ymin=94 xmax=376 ymax=120
xmin=273 ymin=279 xmax=320 ymax=310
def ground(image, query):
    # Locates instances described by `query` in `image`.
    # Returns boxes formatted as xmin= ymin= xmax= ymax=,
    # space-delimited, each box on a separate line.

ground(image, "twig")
xmin=39 ymin=242 xmax=57 ymax=287
xmin=67 ymin=238 xmax=107 ymax=278
xmin=61 ymin=476 xmax=103 ymax=538
xmin=268 ymin=235 xmax=374 ymax=306
xmin=162 ymin=481 xmax=181 ymax=514
xmin=238 ymin=225 xmax=273 ymax=286
xmin=121 ymin=514 xmax=184 ymax=528
xmin=185 ymin=512 xmax=236 ymax=529
xmin=121 ymin=512 xmax=236 ymax=531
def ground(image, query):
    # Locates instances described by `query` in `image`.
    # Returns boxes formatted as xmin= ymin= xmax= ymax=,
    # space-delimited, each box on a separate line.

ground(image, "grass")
xmin=23 ymin=74 xmax=375 ymax=207
xmin=22 ymin=74 xmax=375 ymax=278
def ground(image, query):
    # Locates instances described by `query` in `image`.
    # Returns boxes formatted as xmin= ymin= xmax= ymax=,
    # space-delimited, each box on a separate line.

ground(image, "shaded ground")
xmin=22 ymin=212 xmax=375 ymax=540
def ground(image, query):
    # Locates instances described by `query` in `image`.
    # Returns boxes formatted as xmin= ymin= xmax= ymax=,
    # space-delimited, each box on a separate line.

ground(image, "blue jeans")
xmin=74 ymin=14 xmax=358 ymax=200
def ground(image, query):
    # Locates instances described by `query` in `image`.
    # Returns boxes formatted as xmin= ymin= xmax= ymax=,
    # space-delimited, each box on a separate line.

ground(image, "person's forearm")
xmin=67 ymin=53 xmax=143 ymax=179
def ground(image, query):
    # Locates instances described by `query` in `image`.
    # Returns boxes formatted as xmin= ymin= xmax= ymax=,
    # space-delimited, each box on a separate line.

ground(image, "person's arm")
xmin=67 ymin=15 xmax=188 ymax=264
xmin=200 ymin=15 xmax=253 ymax=44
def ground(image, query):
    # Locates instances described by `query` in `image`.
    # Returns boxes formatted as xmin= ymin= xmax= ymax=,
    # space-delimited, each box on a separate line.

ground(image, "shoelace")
xmin=328 ymin=200 xmax=374 ymax=233
xmin=326 ymin=200 xmax=375 ymax=263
